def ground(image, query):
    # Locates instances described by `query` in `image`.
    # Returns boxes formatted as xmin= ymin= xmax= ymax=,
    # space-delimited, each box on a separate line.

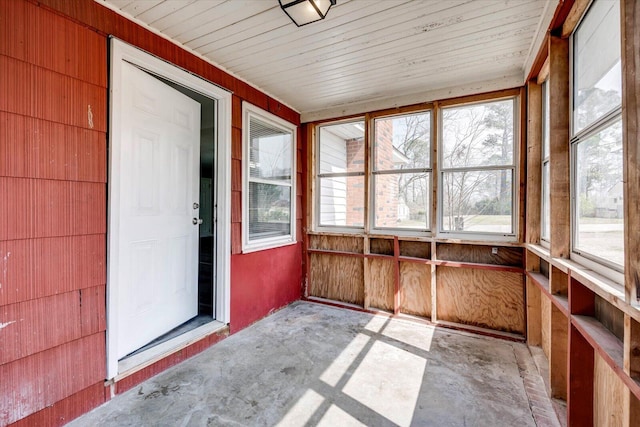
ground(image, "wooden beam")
xmin=624 ymin=313 xmax=640 ymax=425
xmin=526 ymin=82 xmax=542 ymax=244
xmin=622 ymin=0 xmax=640 ymax=305
xmin=549 ymin=304 xmax=568 ymax=400
xmin=548 ymin=36 xmax=571 ymax=259
xmin=536 ymin=57 xmax=550 ymax=85
xmin=519 ymin=86 xmax=527 ymax=243
xmin=561 ymin=0 xmax=590 ymax=38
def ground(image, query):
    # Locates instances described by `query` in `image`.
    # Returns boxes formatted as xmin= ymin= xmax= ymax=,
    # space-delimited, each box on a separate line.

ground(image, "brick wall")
xmin=374 ymin=119 xmax=399 ymax=227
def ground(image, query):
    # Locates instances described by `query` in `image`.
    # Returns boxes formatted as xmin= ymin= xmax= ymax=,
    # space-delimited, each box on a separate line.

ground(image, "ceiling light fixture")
xmin=279 ymin=0 xmax=336 ymax=27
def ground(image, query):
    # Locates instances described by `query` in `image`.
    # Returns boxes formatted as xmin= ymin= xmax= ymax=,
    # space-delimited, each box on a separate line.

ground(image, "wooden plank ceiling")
xmin=99 ymin=0 xmax=552 ymax=119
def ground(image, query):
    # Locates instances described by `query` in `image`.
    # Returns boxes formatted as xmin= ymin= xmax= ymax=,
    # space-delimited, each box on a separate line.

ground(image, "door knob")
xmin=193 ymin=218 xmax=203 ymax=225
xmin=193 ymin=202 xmax=199 ymax=209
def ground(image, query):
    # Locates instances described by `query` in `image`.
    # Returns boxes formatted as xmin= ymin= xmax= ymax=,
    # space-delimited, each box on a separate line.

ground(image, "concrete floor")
xmin=69 ymin=302 xmax=553 ymax=427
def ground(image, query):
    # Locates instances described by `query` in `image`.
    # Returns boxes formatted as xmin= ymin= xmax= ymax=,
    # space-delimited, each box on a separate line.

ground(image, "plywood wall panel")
xmin=0 ymin=291 xmax=82 ymax=365
xmin=370 ymin=238 xmax=394 ymax=255
xmin=594 ymin=352 xmax=625 ymax=427
xmin=399 ymin=240 xmax=430 ymax=259
xmin=367 ymin=258 xmax=394 ymax=312
xmin=309 ymin=253 xmax=364 ymax=305
xmin=400 ymin=262 xmax=431 ymax=317
xmin=0 ymin=177 xmax=31 ymax=240
xmin=0 ymin=112 xmax=28 ymax=177
xmin=309 ymin=235 xmax=363 ymax=252
xmin=0 ymin=332 xmax=105 ymax=426
xmin=436 ymin=243 xmax=523 ymax=267
xmin=436 ymin=266 xmax=525 ymax=333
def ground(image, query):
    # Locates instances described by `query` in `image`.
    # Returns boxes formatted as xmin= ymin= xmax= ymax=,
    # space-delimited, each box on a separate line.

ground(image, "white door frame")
xmin=107 ymin=38 xmax=232 ymax=379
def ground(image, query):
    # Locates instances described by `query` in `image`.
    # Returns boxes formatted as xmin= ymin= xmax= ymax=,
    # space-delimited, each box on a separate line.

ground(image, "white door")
xmin=115 ymin=62 xmax=201 ymax=359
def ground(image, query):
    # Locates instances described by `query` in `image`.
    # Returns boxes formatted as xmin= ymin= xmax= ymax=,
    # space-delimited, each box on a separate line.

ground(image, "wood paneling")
xmin=526 ymin=82 xmax=542 ymax=244
xmin=622 ymin=0 xmax=640 ymax=305
xmin=541 ymin=294 xmax=552 ymax=360
xmin=400 ymin=262 xmax=431 ymax=318
xmin=594 ymin=352 xmax=625 ymax=427
xmin=548 ymin=35 xmax=570 ymax=258
xmin=398 ymin=240 xmax=430 ymax=259
xmin=549 ymin=304 xmax=567 ymax=400
xmin=370 ymin=238 xmax=394 ymax=256
xmin=309 ymin=253 xmax=364 ymax=306
xmin=526 ymin=277 xmax=542 ymax=345
xmin=309 ymin=235 xmax=363 ymax=253
xmin=436 ymin=266 xmax=525 ymax=334
xmin=436 ymin=243 xmax=523 ymax=267
xmin=367 ymin=258 xmax=394 ymax=312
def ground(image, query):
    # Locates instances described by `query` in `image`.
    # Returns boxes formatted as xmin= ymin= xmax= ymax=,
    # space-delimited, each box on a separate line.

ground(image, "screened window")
xmin=316 ymin=120 xmax=365 ymax=229
xmin=440 ymin=98 xmax=517 ymax=236
xmin=571 ymin=0 xmax=623 ymax=270
xmin=243 ymin=103 xmax=296 ymax=251
xmin=541 ymin=80 xmax=551 ymax=242
xmin=372 ymin=111 xmax=431 ymax=231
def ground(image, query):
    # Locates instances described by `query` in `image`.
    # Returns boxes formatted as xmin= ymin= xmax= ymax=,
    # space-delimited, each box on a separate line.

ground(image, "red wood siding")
xmin=1 ymin=0 xmax=303 ymax=425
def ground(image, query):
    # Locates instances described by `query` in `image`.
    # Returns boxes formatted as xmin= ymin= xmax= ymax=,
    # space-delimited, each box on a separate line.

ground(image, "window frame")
xmin=370 ymin=109 xmax=433 ymax=236
xmin=569 ymin=0 xmax=624 ymax=277
xmin=242 ymin=102 xmax=297 ymax=253
xmin=541 ymin=79 xmax=551 ymax=246
xmin=314 ymin=118 xmax=366 ymax=233
xmin=437 ymin=96 xmax=520 ymax=242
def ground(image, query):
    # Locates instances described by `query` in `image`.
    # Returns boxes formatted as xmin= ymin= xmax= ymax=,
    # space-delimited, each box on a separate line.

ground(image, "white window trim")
xmin=107 ymin=38 xmax=232 ymax=380
xmin=242 ymin=103 xmax=297 ymax=253
xmin=436 ymin=96 xmax=520 ymax=242
xmin=370 ymin=111 xmax=433 ymax=236
xmin=568 ymin=0 xmax=624 ymax=283
xmin=314 ymin=118 xmax=366 ymax=233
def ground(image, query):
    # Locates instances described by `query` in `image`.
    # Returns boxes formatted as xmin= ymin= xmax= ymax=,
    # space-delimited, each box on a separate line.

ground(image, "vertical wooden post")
xmin=549 ymin=305 xmax=568 ymax=400
xmin=621 ymin=0 xmax=640 ymax=305
xmin=519 ymin=86 xmax=528 ymax=242
xmin=393 ymin=236 xmax=400 ymax=315
xmin=526 ymin=82 xmax=542 ymax=244
xmin=548 ymin=35 xmax=571 ymax=259
xmin=525 ymin=251 xmax=541 ymax=345
xmin=363 ymin=236 xmax=371 ymax=310
xmin=430 ymin=241 xmax=438 ymax=322
xmin=621 ymin=1 xmax=640 ymax=421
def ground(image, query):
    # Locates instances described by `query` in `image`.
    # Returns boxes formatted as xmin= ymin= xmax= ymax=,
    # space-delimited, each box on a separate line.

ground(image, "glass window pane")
xmin=442 ymin=99 xmax=514 ymax=169
xmin=248 ymin=182 xmax=291 ymax=240
xmin=249 ymin=117 xmax=292 ymax=181
xmin=541 ymin=162 xmax=550 ymax=241
xmin=374 ymin=112 xmax=431 ymax=171
xmin=442 ymin=169 xmax=513 ymax=234
xmin=574 ymin=119 xmax=623 ymax=267
xmin=319 ymin=121 xmax=365 ymax=174
xmin=319 ymin=175 xmax=364 ymax=227
xmin=374 ymin=172 xmax=430 ymax=230
xmin=573 ymin=0 xmax=621 ymax=134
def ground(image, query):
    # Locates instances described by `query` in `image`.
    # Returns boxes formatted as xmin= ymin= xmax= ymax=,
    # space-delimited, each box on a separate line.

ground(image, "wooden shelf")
xmin=553 ymin=294 xmax=569 ymax=317
xmin=398 ymin=255 xmax=433 ymax=264
xmin=527 ymin=271 xmax=550 ymax=293
xmin=434 ymin=260 xmax=523 ymax=273
xmin=307 ymin=248 xmax=364 ymax=257
xmin=571 ymin=315 xmax=624 ymax=382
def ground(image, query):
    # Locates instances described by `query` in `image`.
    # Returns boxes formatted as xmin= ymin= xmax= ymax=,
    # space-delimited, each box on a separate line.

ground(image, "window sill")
xmin=526 ymin=243 xmax=639 ymax=323
xmin=242 ymin=239 xmax=298 ymax=254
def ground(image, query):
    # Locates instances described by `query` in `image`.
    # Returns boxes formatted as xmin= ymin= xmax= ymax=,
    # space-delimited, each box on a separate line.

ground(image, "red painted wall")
xmin=0 ymin=0 xmax=303 ymax=425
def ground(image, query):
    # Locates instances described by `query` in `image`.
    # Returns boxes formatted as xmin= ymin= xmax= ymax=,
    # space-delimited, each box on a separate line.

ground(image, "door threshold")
xmin=114 ymin=320 xmax=227 ymax=382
